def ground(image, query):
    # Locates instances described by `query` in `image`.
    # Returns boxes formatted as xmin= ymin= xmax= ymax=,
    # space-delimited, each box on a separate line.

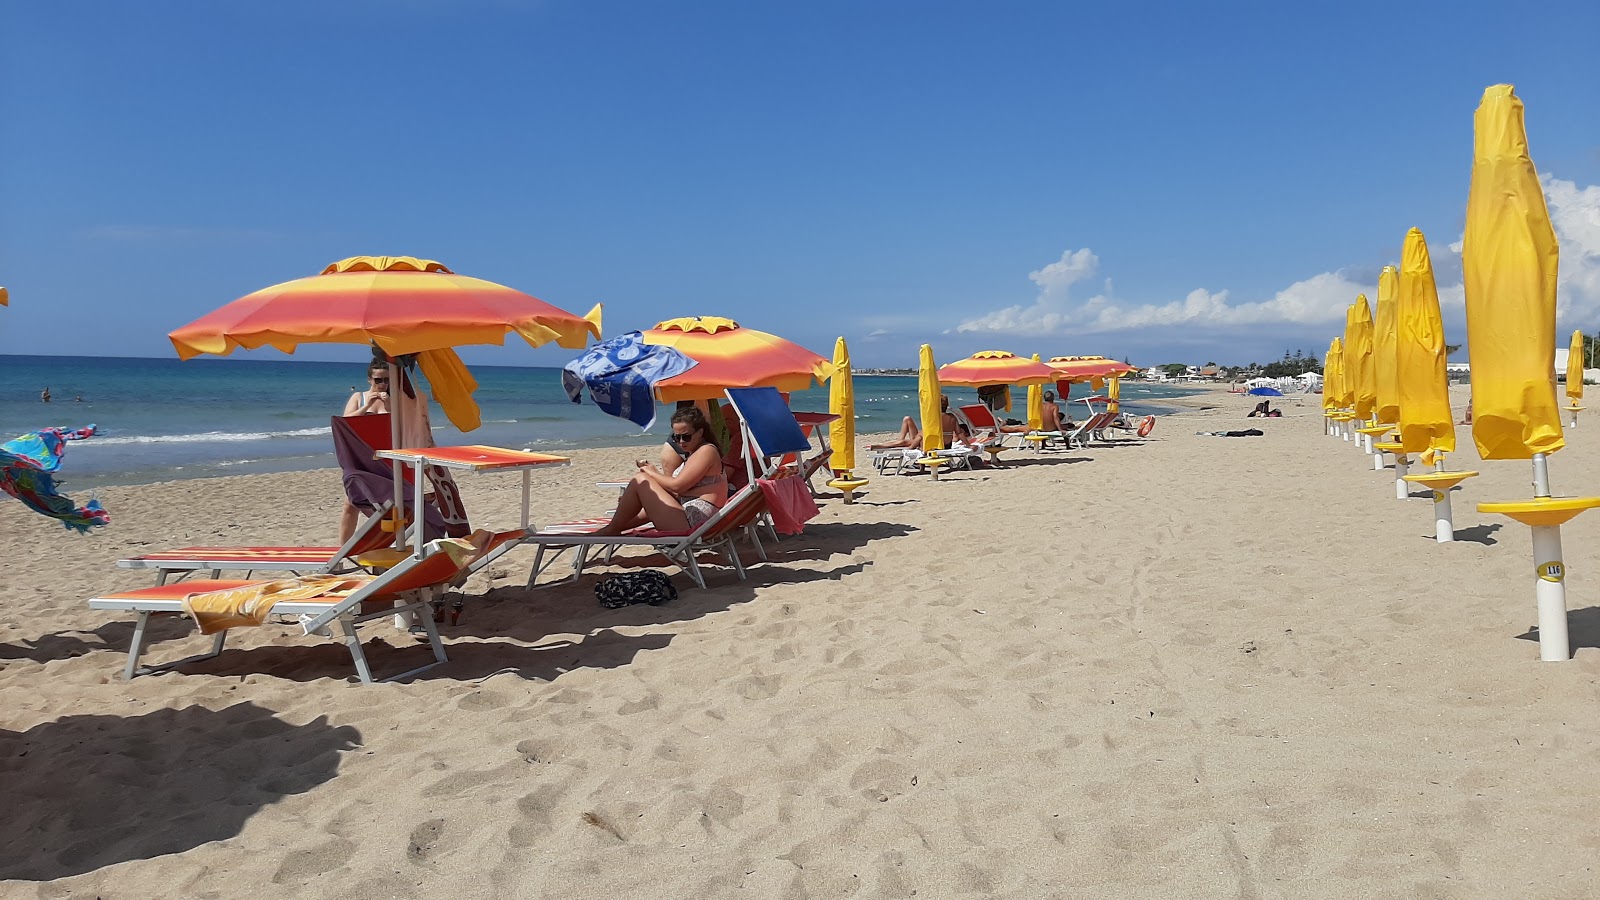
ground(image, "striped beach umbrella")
xmin=169 ymin=256 xmax=600 ymax=359
xmin=937 ymin=350 xmax=1056 ymax=386
xmin=645 ymin=316 xmax=832 ymax=402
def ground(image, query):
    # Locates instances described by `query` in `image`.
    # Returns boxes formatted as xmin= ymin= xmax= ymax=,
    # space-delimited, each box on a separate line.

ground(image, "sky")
xmin=3 ymin=0 xmax=1598 ymax=370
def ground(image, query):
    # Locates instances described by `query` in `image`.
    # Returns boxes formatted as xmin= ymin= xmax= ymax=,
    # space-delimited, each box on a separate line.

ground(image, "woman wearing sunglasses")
xmin=594 ymin=406 xmax=727 ymax=536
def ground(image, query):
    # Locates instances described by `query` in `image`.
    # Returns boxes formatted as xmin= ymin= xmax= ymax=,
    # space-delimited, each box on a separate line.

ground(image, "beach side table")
xmin=1373 ymin=441 xmax=1411 ymax=498
xmin=1402 ymin=470 xmax=1479 ymax=542
xmin=1564 ymin=403 xmax=1584 ymax=427
xmin=376 ymin=445 xmax=572 ymax=560
xmin=1478 ymin=496 xmax=1600 ymax=661
xmin=1357 ymin=424 xmax=1393 ymax=461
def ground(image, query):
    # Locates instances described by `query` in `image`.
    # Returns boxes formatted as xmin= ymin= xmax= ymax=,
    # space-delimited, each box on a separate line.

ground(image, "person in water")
xmin=595 ymin=406 xmax=728 ymax=536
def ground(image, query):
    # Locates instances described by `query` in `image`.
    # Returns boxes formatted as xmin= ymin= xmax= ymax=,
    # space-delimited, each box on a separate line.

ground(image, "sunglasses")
xmin=670 ymin=432 xmax=697 ymax=444
xmin=372 ymin=377 xmax=389 ymax=384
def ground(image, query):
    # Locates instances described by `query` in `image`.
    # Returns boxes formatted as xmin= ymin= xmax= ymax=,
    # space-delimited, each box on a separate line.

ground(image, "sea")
xmin=0 ymin=355 xmax=1206 ymax=488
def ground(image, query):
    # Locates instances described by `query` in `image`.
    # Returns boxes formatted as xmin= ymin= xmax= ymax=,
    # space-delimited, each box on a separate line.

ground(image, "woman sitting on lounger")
xmin=595 ymin=407 xmax=728 ymax=536
xmin=871 ymin=396 xmax=971 ymax=449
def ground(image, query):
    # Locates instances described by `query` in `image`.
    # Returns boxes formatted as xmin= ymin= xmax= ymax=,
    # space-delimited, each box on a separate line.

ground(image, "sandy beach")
xmin=4 ymin=385 xmax=1600 ymax=899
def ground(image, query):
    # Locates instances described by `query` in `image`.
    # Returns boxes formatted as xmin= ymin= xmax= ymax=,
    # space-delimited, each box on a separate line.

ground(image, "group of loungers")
xmin=871 ymin=401 xmax=1155 ymax=475
xmin=85 ymin=387 xmax=830 ymax=685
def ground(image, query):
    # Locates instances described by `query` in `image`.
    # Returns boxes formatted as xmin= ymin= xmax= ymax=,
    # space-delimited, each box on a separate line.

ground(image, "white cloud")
xmin=955 ymin=172 xmax=1600 ymax=338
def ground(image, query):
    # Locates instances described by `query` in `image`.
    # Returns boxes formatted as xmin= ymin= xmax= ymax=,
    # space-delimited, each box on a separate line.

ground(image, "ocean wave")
xmin=82 ymin=426 xmax=332 ymax=446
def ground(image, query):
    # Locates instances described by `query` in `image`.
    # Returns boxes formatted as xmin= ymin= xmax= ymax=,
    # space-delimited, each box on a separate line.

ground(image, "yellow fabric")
xmin=1324 ymin=338 xmax=1347 ymax=411
xmin=1108 ymin=377 xmax=1121 ymax=414
xmin=1463 ymin=84 xmax=1564 ymax=459
xmin=1026 ymin=353 xmax=1044 ymax=431
xmin=1396 ymin=228 xmax=1456 ymax=458
xmin=182 ymin=575 xmax=372 ymax=635
xmin=1373 ymin=266 xmax=1401 ymax=425
xmin=321 ymin=256 xmax=452 ymax=274
xmin=1567 ymin=330 xmax=1584 ymax=401
xmin=918 ymin=344 xmax=943 ymax=454
xmin=1345 ymin=296 xmax=1376 ymax=419
xmin=417 ymin=348 xmax=481 ymax=432
xmin=828 ymin=337 xmax=857 ymax=475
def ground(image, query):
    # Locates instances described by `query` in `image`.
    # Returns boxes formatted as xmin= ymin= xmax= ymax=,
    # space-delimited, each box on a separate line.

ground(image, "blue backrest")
xmin=724 ymin=387 xmax=811 ymax=460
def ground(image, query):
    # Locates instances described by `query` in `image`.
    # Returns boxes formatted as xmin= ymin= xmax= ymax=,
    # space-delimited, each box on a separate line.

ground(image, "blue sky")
xmin=3 ymin=0 xmax=1598 ymax=369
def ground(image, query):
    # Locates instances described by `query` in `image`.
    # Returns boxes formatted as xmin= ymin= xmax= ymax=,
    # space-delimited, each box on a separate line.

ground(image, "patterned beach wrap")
xmin=0 ymin=441 xmax=109 ymax=533
xmin=562 ymin=331 xmax=697 ymax=430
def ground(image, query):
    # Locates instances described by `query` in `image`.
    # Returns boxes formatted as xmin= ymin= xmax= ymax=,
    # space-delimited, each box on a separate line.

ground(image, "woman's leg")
xmin=595 ymin=474 xmax=689 ymax=535
xmin=871 ymin=417 xmax=921 ymax=450
xmin=339 ymin=500 xmax=360 ymax=543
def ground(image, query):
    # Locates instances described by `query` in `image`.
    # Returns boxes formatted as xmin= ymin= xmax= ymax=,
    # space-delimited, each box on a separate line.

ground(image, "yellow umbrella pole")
xmin=1465 ymin=85 xmax=1600 ymax=662
xmin=1566 ymin=330 xmax=1586 ymax=427
xmin=1026 ymin=353 xmax=1044 ymax=432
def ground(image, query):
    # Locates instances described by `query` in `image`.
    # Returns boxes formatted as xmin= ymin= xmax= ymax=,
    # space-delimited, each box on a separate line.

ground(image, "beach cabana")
xmin=1463 ymin=85 xmax=1600 ymax=662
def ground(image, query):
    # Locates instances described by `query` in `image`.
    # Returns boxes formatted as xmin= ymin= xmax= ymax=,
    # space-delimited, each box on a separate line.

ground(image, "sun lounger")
xmin=89 ymin=536 xmax=489 ymax=684
xmin=524 ymin=484 xmax=770 ymax=589
xmin=117 ymin=503 xmax=397 ymax=585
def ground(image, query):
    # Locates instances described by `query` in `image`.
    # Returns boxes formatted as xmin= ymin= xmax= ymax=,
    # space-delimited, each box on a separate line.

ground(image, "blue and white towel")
xmin=562 ymin=332 xmax=697 ymax=430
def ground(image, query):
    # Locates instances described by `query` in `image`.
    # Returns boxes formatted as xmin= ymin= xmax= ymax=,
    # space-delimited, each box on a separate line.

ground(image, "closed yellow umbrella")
xmin=1026 ymin=353 xmax=1044 ymax=431
xmin=828 ymin=337 xmax=857 ymax=473
xmin=826 ymin=336 xmax=869 ymax=501
xmin=1323 ymin=338 xmax=1343 ymax=412
xmin=1566 ymin=329 xmax=1584 ymax=402
xmin=918 ymin=344 xmax=943 ymax=455
xmin=1373 ymin=266 xmax=1401 ymax=425
xmin=1467 ymin=84 xmax=1599 ymax=663
xmin=1108 ymin=375 xmax=1122 ymax=416
xmin=1463 ymin=84 xmax=1564 ymax=460
xmin=1396 ymin=229 xmax=1455 ymax=457
xmin=1395 ymin=228 xmax=1479 ymax=542
xmin=1346 ymin=295 xmax=1376 ymax=420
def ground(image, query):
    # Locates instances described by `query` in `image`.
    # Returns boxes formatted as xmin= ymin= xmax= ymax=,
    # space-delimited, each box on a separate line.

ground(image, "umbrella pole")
xmin=389 ymin=360 xmax=406 ymax=551
xmin=1530 ymin=455 xmax=1567 ymax=661
xmin=1392 ymin=453 xmax=1409 ymax=500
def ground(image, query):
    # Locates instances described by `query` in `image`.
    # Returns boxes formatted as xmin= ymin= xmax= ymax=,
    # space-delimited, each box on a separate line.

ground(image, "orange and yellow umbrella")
xmin=0 ymin=287 xmax=8 ymax=306
xmin=169 ymin=256 xmax=601 ymax=360
xmin=646 ymin=316 xmax=832 ymax=402
xmin=1045 ymin=356 xmax=1137 ymax=383
xmin=936 ymin=350 xmax=1056 ymax=386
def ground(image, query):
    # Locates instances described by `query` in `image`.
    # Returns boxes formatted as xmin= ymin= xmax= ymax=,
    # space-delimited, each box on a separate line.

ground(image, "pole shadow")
xmin=1515 ymin=606 xmax=1600 ymax=653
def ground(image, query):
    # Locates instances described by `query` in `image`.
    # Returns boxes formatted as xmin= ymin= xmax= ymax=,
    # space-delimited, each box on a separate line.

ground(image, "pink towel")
xmin=757 ymin=476 xmax=818 ymax=536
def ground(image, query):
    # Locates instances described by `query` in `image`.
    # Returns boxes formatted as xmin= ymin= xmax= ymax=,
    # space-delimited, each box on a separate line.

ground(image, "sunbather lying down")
xmin=870 ymin=397 xmax=969 ymax=450
xmin=594 ymin=407 xmax=728 ymax=537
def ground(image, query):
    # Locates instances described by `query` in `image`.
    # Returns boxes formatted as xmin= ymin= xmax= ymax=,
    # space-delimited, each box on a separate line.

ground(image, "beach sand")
xmin=4 ymin=385 xmax=1600 ymax=898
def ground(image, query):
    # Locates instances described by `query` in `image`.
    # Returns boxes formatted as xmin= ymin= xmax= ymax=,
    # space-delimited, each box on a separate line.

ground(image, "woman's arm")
xmin=642 ymin=445 xmax=721 ymax=493
xmin=343 ymin=392 xmax=364 ymax=416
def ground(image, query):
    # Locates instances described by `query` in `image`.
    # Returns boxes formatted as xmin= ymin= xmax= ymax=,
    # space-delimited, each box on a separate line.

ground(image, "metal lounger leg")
xmin=743 ymin=524 xmax=767 ymax=561
xmin=338 ymin=614 xmax=376 ymax=685
xmin=722 ymin=539 xmax=747 ymax=579
xmin=682 ymin=549 xmax=707 ymax=589
xmin=123 ymin=612 xmax=151 ymax=681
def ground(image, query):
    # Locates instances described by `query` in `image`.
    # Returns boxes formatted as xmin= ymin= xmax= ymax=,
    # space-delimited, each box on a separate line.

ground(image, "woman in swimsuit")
xmin=595 ymin=406 xmax=728 ymax=536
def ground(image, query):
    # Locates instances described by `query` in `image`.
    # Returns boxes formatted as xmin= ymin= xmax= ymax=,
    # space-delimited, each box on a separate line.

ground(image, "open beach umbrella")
xmin=1463 ymin=86 xmax=1564 ymax=460
xmin=168 ymin=255 xmax=602 ymax=549
xmin=1345 ymin=296 xmax=1376 ymax=420
xmin=644 ymin=316 xmax=832 ymax=402
xmin=170 ymin=256 xmax=600 ymax=360
xmin=828 ymin=336 xmax=857 ymax=474
xmin=1566 ymin=330 xmax=1585 ymax=404
xmin=1045 ymin=356 xmax=1137 ymax=385
xmin=0 ymin=286 xmax=8 ymax=306
xmin=937 ymin=350 xmax=1056 ymax=387
xmin=1374 ymin=266 xmax=1401 ymax=426
xmin=1396 ymin=229 xmax=1455 ymax=458
xmin=918 ymin=344 xmax=943 ymax=455
xmin=1246 ymin=387 xmax=1284 ymax=397
xmin=1026 ymin=353 xmax=1045 ymax=431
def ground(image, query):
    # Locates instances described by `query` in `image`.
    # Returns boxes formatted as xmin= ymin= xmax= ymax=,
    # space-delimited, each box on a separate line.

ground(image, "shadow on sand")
xmin=1515 ymin=605 xmax=1600 ymax=655
xmin=0 ymin=702 xmax=359 ymax=881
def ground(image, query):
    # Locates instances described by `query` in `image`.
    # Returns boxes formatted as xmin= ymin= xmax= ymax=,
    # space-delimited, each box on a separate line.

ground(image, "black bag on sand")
xmin=595 ymin=571 xmax=678 ymax=608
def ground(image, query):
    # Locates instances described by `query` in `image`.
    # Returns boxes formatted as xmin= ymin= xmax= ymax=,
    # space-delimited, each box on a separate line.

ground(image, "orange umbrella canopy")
xmin=1045 ymin=356 xmax=1137 ymax=383
xmin=169 ymin=256 xmax=602 ymax=359
xmin=937 ymin=350 xmax=1056 ymax=386
xmin=645 ymin=316 xmax=832 ymax=402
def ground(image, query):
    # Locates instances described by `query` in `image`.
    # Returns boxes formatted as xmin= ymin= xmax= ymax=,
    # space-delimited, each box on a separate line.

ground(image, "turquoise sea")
xmin=0 ymin=355 xmax=1205 ymax=487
